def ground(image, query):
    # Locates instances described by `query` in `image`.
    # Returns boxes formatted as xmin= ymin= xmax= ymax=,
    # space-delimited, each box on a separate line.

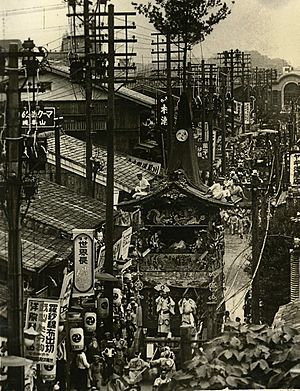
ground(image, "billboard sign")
xmin=21 ymin=107 xmax=56 ymax=128
xmin=73 ymin=229 xmax=95 ymax=297
xmin=25 ymin=298 xmax=60 ymax=364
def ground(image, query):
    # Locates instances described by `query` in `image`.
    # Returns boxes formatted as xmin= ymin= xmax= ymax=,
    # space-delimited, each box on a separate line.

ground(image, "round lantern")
xmin=24 ymin=326 xmax=39 ymax=347
xmin=40 ymin=363 xmax=56 ymax=381
xmin=97 ymin=298 xmax=109 ymax=318
xmin=70 ymin=327 xmax=84 ymax=351
xmin=113 ymin=288 xmax=122 ymax=306
xmin=84 ymin=312 xmax=97 ymax=332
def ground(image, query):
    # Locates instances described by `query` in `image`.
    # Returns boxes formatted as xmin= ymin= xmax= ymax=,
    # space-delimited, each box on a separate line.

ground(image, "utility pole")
xmin=166 ymin=29 xmax=173 ymax=167
xmin=201 ymin=59 xmax=206 ymax=141
xmin=220 ymin=68 xmax=227 ymax=176
xmin=6 ymin=43 xmax=24 ymax=391
xmin=84 ymin=0 xmax=93 ymax=197
xmin=251 ymin=172 xmax=261 ymax=324
xmin=241 ymin=52 xmax=245 ymax=133
xmin=104 ymin=3 xmax=115 ymax=331
xmin=208 ymin=64 xmax=214 ymax=186
xmin=55 ymin=123 xmax=62 ymax=185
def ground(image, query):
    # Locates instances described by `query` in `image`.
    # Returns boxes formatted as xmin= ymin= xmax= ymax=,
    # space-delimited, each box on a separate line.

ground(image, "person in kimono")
xmin=178 ymin=291 xmax=197 ymax=328
xmin=155 ymin=287 xmax=175 ymax=337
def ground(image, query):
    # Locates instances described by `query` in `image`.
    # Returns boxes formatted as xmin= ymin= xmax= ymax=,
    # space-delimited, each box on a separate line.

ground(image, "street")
xmin=223 ymin=232 xmax=251 ymax=322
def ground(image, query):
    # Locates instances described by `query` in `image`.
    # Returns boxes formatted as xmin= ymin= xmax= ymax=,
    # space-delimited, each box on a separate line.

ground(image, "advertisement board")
xmin=72 ymin=229 xmax=95 ymax=297
xmin=25 ymin=298 xmax=60 ymax=364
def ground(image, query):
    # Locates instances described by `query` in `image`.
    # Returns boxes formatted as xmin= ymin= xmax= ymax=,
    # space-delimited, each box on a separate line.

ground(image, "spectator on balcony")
xmin=132 ymin=173 xmax=150 ymax=198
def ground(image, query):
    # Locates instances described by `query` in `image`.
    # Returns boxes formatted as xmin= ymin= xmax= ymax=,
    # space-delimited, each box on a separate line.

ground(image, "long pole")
xmin=201 ymin=59 xmax=206 ymax=141
xmin=221 ymin=69 xmax=227 ymax=176
xmin=84 ymin=0 xmax=93 ymax=197
xmin=104 ymin=3 xmax=115 ymax=332
xmin=6 ymin=43 xmax=24 ymax=390
xmin=208 ymin=64 xmax=214 ymax=186
xmin=166 ymin=29 xmax=172 ymax=169
xmin=251 ymin=176 xmax=260 ymax=324
xmin=55 ymin=124 xmax=61 ymax=185
xmin=241 ymin=52 xmax=245 ymax=134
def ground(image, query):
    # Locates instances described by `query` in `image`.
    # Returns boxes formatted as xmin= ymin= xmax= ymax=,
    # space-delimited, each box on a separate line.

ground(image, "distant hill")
xmin=207 ymin=50 xmax=290 ymax=74
xmin=246 ymin=50 xmax=290 ymax=74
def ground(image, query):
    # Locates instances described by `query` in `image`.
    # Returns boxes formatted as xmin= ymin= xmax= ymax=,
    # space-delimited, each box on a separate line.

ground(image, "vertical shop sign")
xmin=157 ymin=95 xmax=168 ymax=128
xmin=72 ymin=229 xmax=95 ymax=297
xmin=25 ymin=298 xmax=60 ymax=364
xmin=244 ymin=102 xmax=251 ymax=125
xmin=119 ymin=227 xmax=133 ymax=260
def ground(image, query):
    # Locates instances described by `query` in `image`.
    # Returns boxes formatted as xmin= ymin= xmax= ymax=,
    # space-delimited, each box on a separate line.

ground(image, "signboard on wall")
xmin=25 ymin=298 xmax=60 ymax=364
xmin=290 ymin=153 xmax=300 ymax=186
xmin=72 ymin=229 xmax=95 ymax=297
xmin=21 ymin=107 xmax=56 ymax=128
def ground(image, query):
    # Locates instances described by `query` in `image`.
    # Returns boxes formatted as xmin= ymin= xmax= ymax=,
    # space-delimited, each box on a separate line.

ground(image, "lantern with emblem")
xmin=84 ymin=312 xmax=97 ymax=332
xmin=70 ymin=327 xmax=84 ymax=351
xmin=40 ymin=363 xmax=56 ymax=381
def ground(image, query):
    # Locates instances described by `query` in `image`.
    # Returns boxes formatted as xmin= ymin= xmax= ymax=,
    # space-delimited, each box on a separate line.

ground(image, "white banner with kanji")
xmin=25 ymin=298 xmax=60 ymax=364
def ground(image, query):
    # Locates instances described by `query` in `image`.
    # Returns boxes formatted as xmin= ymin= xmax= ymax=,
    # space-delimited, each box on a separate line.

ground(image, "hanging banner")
xmin=25 ymin=298 xmax=60 ymax=364
xmin=59 ymin=271 xmax=74 ymax=321
xmin=244 ymin=102 xmax=251 ymax=125
xmin=119 ymin=227 xmax=133 ymax=261
xmin=290 ymin=153 xmax=300 ymax=186
xmin=113 ymin=239 xmax=122 ymax=261
xmin=73 ymin=229 xmax=95 ymax=297
xmin=157 ymin=95 xmax=168 ymax=128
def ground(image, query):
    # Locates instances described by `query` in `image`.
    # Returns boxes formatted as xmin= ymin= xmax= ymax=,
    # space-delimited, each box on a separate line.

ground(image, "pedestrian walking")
xmin=74 ymin=350 xmax=90 ymax=391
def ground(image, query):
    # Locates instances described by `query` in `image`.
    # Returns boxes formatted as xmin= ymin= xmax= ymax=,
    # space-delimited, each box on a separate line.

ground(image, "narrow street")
xmin=223 ymin=232 xmax=251 ymax=322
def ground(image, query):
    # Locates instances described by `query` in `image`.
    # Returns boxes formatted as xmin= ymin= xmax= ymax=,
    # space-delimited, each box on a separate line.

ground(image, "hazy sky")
xmin=1 ymin=0 xmax=300 ymax=67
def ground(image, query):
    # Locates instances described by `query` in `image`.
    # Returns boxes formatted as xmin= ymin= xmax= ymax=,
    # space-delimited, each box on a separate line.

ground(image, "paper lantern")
xmin=97 ymin=298 xmax=109 ymax=318
xmin=84 ymin=312 xmax=97 ymax=332
xmin=40 ymin=363 xmax=56 ymax=381
xmin=70 ymin=327 xmax=84 ymax=351
xmin=113 ymin=288 xmax=122 ymax=306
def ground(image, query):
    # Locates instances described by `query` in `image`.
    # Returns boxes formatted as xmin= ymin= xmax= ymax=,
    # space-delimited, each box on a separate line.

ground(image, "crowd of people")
xmin=71 ymin=338 xmax=177 ymax=391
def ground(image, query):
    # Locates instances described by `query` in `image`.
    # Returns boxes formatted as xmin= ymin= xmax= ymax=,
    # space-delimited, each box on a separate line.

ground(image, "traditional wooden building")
xmin=0 ymin=178 xmax=108 ymax=304
xmin=13 ymin=63 xmax=159 ymax=158
xmin=43 ymin=133 xmax=158 ymax=204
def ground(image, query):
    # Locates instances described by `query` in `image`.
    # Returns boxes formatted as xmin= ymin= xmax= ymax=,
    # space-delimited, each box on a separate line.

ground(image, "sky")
xmin=1 ymin=0 xmax=300 ymax=67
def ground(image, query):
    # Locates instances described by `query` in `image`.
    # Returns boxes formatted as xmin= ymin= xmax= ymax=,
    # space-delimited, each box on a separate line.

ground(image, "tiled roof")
xmin=47 ymin=63 xmax=155 ymax=108
xmin=27 ymin=179 xmax=107 ymax=234
xmin=0 ymin=229 xmax=57 ymax=272
xmin=118 ymin=179 xmax=235 ymax=208
xmin=0 ymin=210 xmax=72 ymax=273
xmin=46 ymin=134 xmax=156 ymax=192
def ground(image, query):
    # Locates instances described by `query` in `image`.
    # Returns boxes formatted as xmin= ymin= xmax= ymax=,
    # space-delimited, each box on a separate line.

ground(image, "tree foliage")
xmin=165 ymin=323 xmax=300 ymax=390
xmin=132 ymin=0 xmax=233 ymax=88
xmin=132 ymin=0 xmax=232 ymax=45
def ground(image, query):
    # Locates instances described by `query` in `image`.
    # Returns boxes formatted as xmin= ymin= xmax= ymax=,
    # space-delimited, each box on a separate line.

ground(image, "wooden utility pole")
xmin=251 ymin=174 xmax=260 ymax=324
xmin=84 ymin=0 xmax=93 ymax=197
xmin=55 ymin=124 xmax=62 ymax=185
xmin=201 ymin=59 xmax=206 ymax=141
xmin=166 ymin=29 xmax=173 ymax=168
xmin=104 ymin=3 xmax=115 ymax=331
xmin=220 ymin=68 xmax=227 ymax=176
xmin=6 ymin=43 xmax=24 ymax=391
xmin=208 ymin=64 xmax=214 ymax=186
xmin=241 ymin=52 xmax=245 ymax=133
